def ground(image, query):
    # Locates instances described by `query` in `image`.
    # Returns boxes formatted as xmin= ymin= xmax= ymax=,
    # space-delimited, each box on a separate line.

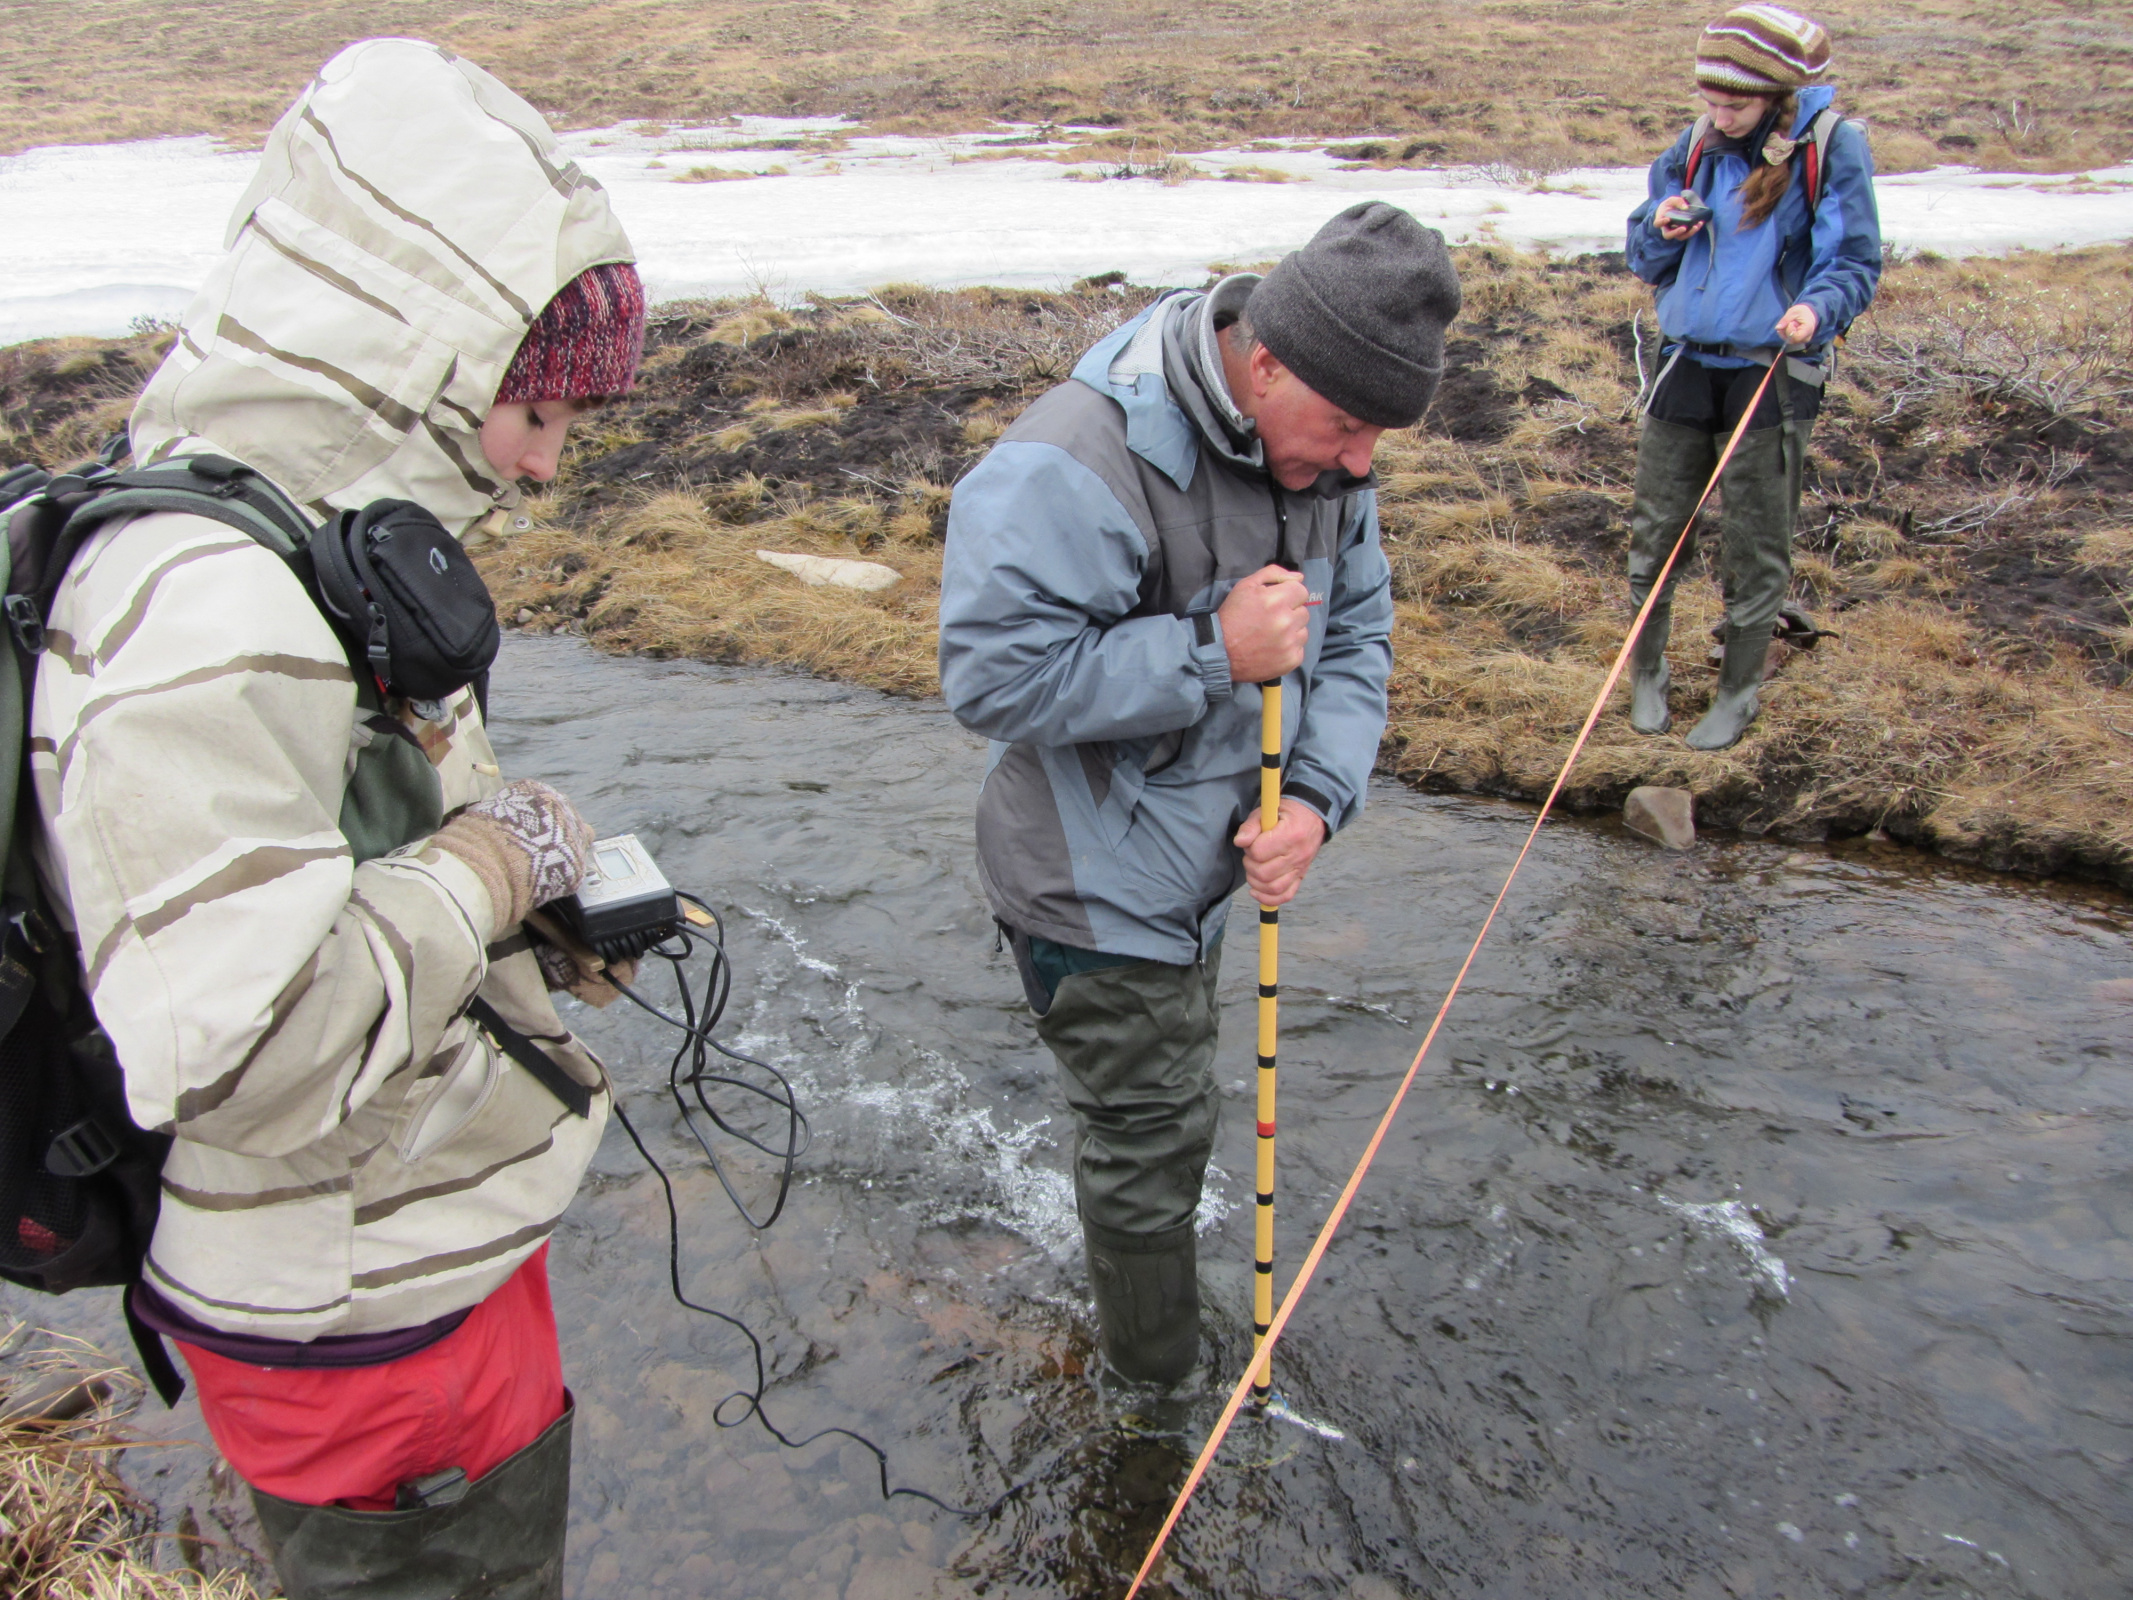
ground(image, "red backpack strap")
xmin=1682 ymin=112 xmax=1715 ymax=193
xmin=1802 ymin=106 xmax=1842 ymax=210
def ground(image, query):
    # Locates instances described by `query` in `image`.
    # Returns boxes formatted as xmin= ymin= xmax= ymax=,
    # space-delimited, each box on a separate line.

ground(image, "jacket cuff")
xmin=1281 ymin=782 xmax=1336 ymax=838
xmin=1189 ymin=611 xmax=1232 ymax=702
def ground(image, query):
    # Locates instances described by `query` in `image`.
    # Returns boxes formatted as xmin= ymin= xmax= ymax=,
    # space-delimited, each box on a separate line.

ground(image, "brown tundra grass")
xmin=6 ymin=247 xmax=2133 ymax=886
xmin=2 ymin=0 xmax=2129 ymax=174
xmin=0 ymin=1322 xmax=271 ymax=1598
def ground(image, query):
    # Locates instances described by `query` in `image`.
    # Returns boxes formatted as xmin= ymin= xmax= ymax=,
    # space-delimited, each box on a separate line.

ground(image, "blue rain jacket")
xmin=938 ymin=289 xmax=1394 ymax=964
xmin=1626 ymin=86 xmax=1882 ymax=361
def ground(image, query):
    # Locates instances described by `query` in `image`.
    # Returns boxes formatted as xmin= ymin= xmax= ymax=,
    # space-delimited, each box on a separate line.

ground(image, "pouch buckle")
xmin=6 ymin=594 xmax=45 ymax=655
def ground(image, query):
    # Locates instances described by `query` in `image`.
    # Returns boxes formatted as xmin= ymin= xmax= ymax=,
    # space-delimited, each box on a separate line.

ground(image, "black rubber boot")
xmin=249 ymin=1402 xmax=573 ymax=1600
xmin=1686 ymin=622 xmax=1773 ymax=750
xmin=1084 ymin=1219 xmax=1200 ymax=1385
xmin=1628 ymin=603 xmax=1673 ymax=735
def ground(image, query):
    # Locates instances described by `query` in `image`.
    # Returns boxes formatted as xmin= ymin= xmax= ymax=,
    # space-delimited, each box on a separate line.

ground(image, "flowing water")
xmin=7 ymin=634 xmax=2131 ymax=1599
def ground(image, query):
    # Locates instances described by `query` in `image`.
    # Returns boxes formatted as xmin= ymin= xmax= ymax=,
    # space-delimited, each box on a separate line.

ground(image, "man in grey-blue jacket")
xmin=939 ymin=203 xmax=1461 ymax=1384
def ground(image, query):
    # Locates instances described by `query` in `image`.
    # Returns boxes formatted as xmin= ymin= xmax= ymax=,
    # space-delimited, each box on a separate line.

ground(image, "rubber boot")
xmin=1628 ymin=604 xmax=1673 ymax=735
xmin=1084 ymin=1218 xmax=1200 ymax=1385
xmin=249 ymin=1402 xmax=574 ymax=1600
xmin=1686 ymin=622 xmax=1773 ymax=750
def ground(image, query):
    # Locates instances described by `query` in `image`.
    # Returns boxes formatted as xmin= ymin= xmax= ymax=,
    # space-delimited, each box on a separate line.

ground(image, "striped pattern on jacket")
xmin=32 ymin=508 xmax=608 ymax=1338
xmin=26 ymin=36 xmax=641 ymax=1340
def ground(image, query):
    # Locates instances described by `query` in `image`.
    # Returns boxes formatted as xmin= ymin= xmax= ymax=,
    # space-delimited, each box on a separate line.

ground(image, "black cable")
xmin=595 ymin=891 xmax=1029 ymax=1521
xmin=605 ymin=893 xmax=808 ymax=1229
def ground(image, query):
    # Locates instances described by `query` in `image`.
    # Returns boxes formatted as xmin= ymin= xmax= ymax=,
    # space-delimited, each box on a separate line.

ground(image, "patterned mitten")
xmin=431 ymin=779 xmax=595 ymax=937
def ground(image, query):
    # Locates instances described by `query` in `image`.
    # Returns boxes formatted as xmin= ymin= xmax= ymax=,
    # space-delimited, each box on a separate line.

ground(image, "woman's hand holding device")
xmin=1656 ymin=189 xmax=1712 ymax=239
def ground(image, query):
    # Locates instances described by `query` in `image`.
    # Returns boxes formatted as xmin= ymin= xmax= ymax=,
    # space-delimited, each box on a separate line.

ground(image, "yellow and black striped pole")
xmin=1251 ymin=676 xmax=1282 ymax=1405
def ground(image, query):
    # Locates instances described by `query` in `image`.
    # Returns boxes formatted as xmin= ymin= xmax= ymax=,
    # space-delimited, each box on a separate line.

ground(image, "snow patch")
xmin=4 ymin=119 xmax=2131 ymax=342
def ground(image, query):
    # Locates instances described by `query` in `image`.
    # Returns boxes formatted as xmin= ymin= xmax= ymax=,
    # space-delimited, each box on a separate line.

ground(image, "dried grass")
xmin=491 ymin=492 xmax=942 ymax=696
xmin=0 ymin=1321 xmax=271 ymax=1599
xmin=1 ymin=1 xmax=2124 ymax=176
xmin=2072 ymin=527 xmax=2133 ymax=571
xmin=859 ymin=287 xmax=1145 ymax=389
xmin=10 ymin=243 xmax=2133 ymax=883
xmin=1848 ymin=266 xmax=2133 ymax=424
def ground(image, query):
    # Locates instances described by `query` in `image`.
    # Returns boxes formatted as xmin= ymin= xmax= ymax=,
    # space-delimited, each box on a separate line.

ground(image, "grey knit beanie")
xmin=1244 ymin=202 xmax=1462 ymax=429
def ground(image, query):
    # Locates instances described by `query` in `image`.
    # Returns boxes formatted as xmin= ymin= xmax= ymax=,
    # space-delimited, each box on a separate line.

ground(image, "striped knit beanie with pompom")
xmin=1695 ymin=5 xmax=1832 ymax=95
xmin=496 ymin=260 xmax=647 ymax=404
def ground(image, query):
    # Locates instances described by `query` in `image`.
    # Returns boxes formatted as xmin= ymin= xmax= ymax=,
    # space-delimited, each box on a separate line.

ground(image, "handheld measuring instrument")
xmin=550 ymin=833 xmax=681 ymax=963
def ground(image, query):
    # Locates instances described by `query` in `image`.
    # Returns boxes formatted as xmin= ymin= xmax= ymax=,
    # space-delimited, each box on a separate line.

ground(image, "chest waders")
xmin=1626 ymin=350 xmax=1813 ymax=748
xmin=250 ymin=1405 xmax=574 ymax=1600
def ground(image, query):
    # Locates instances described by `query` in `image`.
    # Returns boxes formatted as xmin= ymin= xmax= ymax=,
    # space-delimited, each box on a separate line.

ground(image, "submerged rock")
xmin=754 ymin=549 xmax=903 ymax=591
xmin=1624 ymin=785 xmax=1696 ymax=850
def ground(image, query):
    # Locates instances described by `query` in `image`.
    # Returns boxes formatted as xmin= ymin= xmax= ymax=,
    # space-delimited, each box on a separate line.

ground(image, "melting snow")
xmin=3 ymin=116 xmax=2131 ymax=343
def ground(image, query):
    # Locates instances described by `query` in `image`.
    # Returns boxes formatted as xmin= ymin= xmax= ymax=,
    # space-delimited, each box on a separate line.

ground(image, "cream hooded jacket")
xmin=29 ymin=39 xmax=632 ymax=1339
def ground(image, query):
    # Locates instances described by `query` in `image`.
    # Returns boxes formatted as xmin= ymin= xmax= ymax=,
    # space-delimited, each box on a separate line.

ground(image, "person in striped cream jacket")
xmin=30 ymin=39 xmax=647 ymax=1598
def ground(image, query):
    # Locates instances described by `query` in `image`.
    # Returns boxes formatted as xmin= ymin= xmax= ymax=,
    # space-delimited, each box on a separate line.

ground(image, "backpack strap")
xmin=1798 ymin=105 xmax=1836 ymax=212
xmin=1681 ymin=113 xmax=1715 ymax=196
xmin=123 ymin=1285 xmax=187 ymax=1407
xmin=1683 ymin=106 xmax=1846 ymax=212
xmin=48 ymin=456 xmax=312 ymax=563
xmin=7 ymin=457 xmax=316 ymax=654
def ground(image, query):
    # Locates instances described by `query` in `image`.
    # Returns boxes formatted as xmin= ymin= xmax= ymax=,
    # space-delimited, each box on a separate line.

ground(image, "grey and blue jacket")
xmin=939 ymin=277 xmax=1395 ymax=965
xmin=1625 ymin=85 xmax=1882 ymax=364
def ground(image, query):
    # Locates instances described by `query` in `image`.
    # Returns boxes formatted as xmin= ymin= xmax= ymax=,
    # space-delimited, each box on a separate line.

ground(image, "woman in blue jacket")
xmin=1623 ymin=5 xmax=1881 ymax=748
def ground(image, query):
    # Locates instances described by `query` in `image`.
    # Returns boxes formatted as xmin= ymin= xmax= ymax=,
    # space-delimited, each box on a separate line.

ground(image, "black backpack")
xmin=0 ymin=448 xmax=503 ymax=1401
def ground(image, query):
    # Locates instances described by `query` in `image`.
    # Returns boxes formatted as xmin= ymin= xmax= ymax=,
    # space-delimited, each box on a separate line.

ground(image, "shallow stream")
xmin=8 ymin=634 xmax=2131 ymax=1599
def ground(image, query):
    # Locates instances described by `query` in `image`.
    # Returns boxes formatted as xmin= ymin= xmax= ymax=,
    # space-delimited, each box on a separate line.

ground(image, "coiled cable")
xmin=594 ymin=891 xmax=1026 ymax=1520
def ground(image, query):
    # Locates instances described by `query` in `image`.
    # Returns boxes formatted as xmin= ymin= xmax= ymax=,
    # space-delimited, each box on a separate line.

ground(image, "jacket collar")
xmin=1071 ymin=278 xmax=1370 ymax=500
xmin=1072 ymin=290 xmax=1210 ymax=491
xmin=1704 ymin=83 xmax=1836 ymax=160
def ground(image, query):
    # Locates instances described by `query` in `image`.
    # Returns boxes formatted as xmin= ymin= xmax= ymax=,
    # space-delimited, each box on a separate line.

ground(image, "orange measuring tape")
xmin=1123 ymin=354 xmax=1784 ymax=1597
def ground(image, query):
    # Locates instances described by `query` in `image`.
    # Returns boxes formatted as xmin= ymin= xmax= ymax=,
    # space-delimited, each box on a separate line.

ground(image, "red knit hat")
xmin=496 ymin=261 xmax=647 ymax=404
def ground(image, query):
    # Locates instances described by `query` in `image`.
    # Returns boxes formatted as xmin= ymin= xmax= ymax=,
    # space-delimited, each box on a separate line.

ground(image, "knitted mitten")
xmin=432 ymin=779 xmax=594 ymax=937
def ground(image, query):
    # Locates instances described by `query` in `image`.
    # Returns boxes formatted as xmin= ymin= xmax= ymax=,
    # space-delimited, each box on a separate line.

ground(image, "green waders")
xmin=248 ymin=1403 xmax=574 ymax=1600
xmin=1626 ymin=368 xmax=1811 ymax=749
xmin=1014 ymin=934 xmax=1222 ymax=1385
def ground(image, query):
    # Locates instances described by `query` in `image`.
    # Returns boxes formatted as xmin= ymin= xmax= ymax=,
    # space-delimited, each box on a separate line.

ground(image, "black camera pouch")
xmin=310 ymin=499 xmax=500 ymax=702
